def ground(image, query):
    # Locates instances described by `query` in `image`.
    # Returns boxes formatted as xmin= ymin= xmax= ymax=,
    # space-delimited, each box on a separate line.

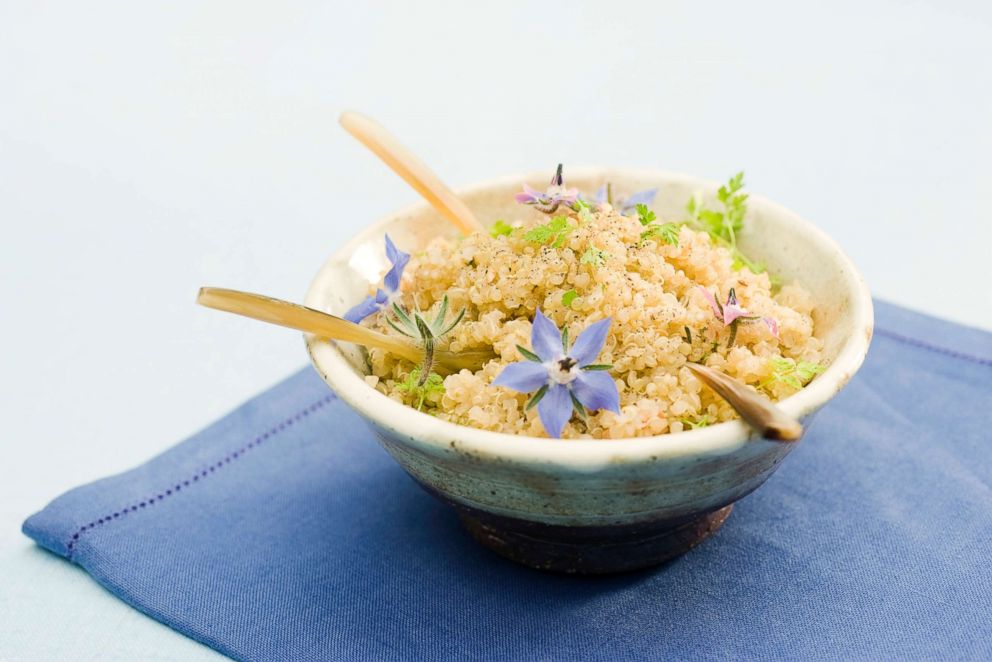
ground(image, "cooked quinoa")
xmin=360 ymin=201 xmax=823 ymax=439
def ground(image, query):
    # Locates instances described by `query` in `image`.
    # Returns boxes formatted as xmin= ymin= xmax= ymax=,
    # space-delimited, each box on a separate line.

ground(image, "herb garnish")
xmin=397 ymin=367 xmax=445 ymax=410
xmin=524 ymin=216 xmax=573 ymax=248
xmin=762 ymin=357 xmax=825 ymax=390
xmin=386 ymin=294 xmax=465 ymax=385
xmin=635 ymin=203 xmax=657 ymax=226
xmin=562 ymin=289 xmax=578 ymax=307
xmin=686 ymin=172 xmax=767 ymax=274
xmin=680 ymin=413 xmax=714 ymax=429
xmin=640 ymin=222 xmax=681 ymax=246
xmin=580 ymin=246 xmax=610 ymax=267
xmin=489 ymin=219 xmax=514 ymax=238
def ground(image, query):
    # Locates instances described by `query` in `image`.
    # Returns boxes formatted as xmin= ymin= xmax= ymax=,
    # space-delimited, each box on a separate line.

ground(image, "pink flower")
xmin=697 ymin=286 xmax=779 ymax=344
xmin=514 ymin=164 xmax=579 ymax=214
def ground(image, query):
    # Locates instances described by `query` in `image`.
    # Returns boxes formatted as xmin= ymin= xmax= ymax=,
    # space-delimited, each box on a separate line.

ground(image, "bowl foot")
xmin=456 ymin=504 xmax=733 ymax=575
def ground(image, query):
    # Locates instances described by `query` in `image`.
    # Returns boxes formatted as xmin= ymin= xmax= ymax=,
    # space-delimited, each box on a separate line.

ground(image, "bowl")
xmin=304 ymin=167 xmax=873 ymax=574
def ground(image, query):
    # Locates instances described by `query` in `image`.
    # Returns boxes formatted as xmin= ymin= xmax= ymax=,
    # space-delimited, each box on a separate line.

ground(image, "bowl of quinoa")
xmin=305 ymin=166 xmax=873 ymax=573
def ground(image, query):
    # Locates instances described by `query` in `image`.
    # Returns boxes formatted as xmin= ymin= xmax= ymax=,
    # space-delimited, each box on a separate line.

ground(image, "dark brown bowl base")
xmin=442 ymin=494 xmax=733 ymax=575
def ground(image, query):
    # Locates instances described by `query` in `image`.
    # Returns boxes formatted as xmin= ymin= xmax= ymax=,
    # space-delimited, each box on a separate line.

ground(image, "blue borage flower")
xmin=588 ymin=184 xmax=659 ymax=215
xmin=514 ymin=164 xmax=580 ymax=214
xmin=493 ymin=310 xmax=620 ymax=438
xmin=344 ymin=234 xmax=410 ymax=323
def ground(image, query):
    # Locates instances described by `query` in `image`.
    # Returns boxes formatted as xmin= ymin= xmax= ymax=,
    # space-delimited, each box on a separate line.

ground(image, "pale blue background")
xmin=2 ymin=1 xmax=991 ymax=659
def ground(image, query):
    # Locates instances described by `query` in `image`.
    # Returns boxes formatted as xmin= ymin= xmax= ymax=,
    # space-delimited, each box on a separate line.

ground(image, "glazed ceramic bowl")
xmin=305 ymin=168 xmax=873 ymax=574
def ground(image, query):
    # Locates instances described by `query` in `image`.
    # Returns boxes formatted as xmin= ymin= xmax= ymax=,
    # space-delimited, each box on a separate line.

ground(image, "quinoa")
xmin=363 ymin=203 xmax=823 ymax=439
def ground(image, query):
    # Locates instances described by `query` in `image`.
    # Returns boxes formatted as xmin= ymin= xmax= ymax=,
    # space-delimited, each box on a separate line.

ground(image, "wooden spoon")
xmin=196 ymin=287 xmax=494 ymax=374
xmin=339 ymin=111 xmax=485 ymax=236
xmin=685 ymin=363 xmax=803 ymax=441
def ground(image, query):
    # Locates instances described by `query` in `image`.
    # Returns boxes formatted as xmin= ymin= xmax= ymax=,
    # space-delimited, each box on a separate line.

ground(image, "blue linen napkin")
xmin=23 ymin=300 xmax=992 ymax=661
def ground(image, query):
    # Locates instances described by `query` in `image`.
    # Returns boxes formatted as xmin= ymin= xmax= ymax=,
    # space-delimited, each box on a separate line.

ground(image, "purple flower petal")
xmin=343 ymin=295 xmax=382 ymax=323
xmin=620 ymin=188 xmax=658 ymax=211
xmin=697 ymin=286 xmax=723 ymax=320
xmin=722 ymin=302 xmax=750 ymax=325
xmin=493 ymin=361 xmax=550 ymax=393
xmin=721 ymin=290 xmax=750 ymax=325
xmin=556 ymin=187 xmax=580 ymax=205
xmin=572 ymin=371 xmax=620 ymax=414
xmin=592 ymin=184 xmax=608 ymax=205
xmin=530 ymin=309 xmax=563 ymax=361
xmin=381 ymin=235 xmax=410 ymax=293
xmin=569 ymin=317 xmax=612 ymax=366
xmin=763 ymin=316 xmax=780 ymax=338
xmin=514 ymin=183 xmax=545 ymax=205
xmin=537 ymin=383 xmax=573 ymax=438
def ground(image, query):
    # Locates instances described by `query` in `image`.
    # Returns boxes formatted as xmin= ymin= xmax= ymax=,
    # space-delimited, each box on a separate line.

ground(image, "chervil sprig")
xmin=397 ymin=367 xmax=445 ymax=410
xmin=524 ymin=215 xmax=573 ymax=248
xmin=761 ymin=357 xmax=825 ymax=391
xmin=686 ymin=172 xmax=768 ymax=275
xmin=640 ymin=222 xmax=681 ymax=246
xmin=580 ymin=246 xmax=610 ymax=267
xmin=489 ymin=219 xmax=514 ymax=238
xmin=635 ymin=203 xmax=656 ymax=226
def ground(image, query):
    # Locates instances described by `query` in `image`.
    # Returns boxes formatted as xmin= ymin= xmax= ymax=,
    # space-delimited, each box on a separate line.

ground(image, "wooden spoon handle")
xmin=196 ymin=287 xmax=495 ymax=373
xmin=339 ymin=111 xmax=484 ymax=236
xmin=196 ymin=287 xmax=425 ymax=364
xmin=685 ymin=363 xmax=803 ymax=441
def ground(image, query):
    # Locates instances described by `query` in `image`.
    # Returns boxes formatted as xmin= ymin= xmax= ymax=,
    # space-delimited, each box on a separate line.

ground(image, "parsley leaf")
xmin=635 ymin=203 xmax=656 ymax=226
xmin=640 ymin=222 xmax=681 ymax=246
xmin=397 ymin=367 xmax=445 ymax=410
xmin=524 ymin=216 xmax=573 ymax=248
xmin=561 ymin=289 xmax=578 ymax=307
xmin=680 ymin=413 xmax=714 ymax=430
xmin=763 ymin=357 xmax=825 ymax=391
xmin=686 ymin=171 xmax=767 ymax=275
xmin=580 ymin=246 xmax=610 ymax=267
xmin=489 ymin=219 xmax=514 ymax=238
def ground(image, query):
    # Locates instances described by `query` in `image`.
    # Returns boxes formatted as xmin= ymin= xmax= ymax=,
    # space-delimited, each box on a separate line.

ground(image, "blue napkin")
xmin=23 ymin=301 xmax=992 ymax=661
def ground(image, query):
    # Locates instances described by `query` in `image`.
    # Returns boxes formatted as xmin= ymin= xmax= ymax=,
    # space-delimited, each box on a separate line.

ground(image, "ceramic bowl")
xmin=305 ymin=168 xmax=873 ymax=574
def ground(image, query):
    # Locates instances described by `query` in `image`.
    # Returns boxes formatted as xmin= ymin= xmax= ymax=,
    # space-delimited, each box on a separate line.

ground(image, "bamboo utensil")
xmin=685 ymin=362 xmax=803 ymax=441
xmin=196 ymin=287 xmax=494 ymax=374
xmin=339 ymin=111 xmax=484 ymax=236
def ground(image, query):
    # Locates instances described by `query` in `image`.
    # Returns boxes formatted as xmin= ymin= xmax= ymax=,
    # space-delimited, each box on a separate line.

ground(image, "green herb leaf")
xmin=763 ymin=357 xmax=825 ymax=391
xmin=685 ymin=171 xmax=768 ymax=275
xmin=635 ymin=203 xmax=657 ymax=226
xmin=489 ymin=219 xmax=514 ymax=238
xmin=561 ymin=289 xmax=578 ymax=307
xmin=640 ymin=222 xmax=681 ymax=246
xmin=524 ymin=216 xmax=573 ymax=248
xmin=397 ymin=367 xmax=445 ymax=410
xmin=581 ymin=364 xmax=613 ymax=371
xmin=680 ymin=413 xmax=713 ymax=429
xmin=569 ymin=391 xmax=587 ymax=419
xmin=580 ymin=245 xmax=610 ymax=267
xmin=526 ymin=384 xmax=549 ymax=410
xmin=516 ymin=344 xmax=543 ymax=362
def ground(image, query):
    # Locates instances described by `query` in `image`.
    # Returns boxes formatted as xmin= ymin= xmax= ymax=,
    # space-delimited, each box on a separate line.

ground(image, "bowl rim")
xmin=305 ymin=167 xmax=874 ymax=469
